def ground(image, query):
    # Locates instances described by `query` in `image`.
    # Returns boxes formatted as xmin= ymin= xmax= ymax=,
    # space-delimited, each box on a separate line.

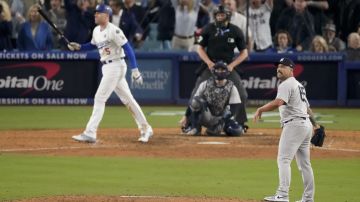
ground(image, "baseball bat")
xmin=37 ymin=8 xmax=70 ymax=44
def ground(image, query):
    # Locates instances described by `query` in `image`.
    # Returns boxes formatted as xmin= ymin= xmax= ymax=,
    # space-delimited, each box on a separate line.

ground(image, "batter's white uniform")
xmin=276 ymin=76 xmax=314 ymax=202
xmin=84 ymin=22 xmax=151 ymax=139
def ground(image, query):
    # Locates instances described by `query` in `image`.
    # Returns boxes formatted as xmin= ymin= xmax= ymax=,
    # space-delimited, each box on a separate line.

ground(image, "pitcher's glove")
xmin=311 ymin=125 xmax=326 ymax=147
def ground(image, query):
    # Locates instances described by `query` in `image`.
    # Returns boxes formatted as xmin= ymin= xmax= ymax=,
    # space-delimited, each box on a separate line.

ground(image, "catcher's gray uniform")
xmin=190 ymin=78 xmax=241 ymax=135
xmin=276 ymin=77 xmax=314 ymax=202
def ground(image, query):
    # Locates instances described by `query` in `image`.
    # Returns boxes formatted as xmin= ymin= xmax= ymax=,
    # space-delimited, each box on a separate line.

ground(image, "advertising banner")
xmin=178 ymin=61 xmax=338 ymax=103
xmin=0 ymin=59 xmax=99 ymax=105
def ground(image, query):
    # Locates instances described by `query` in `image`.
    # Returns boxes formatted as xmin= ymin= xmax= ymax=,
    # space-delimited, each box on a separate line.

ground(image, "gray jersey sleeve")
xmin=229 ymin=85 xmax=241 ymax=104
xmin=276 ymin=82 xmax=291 ymax=103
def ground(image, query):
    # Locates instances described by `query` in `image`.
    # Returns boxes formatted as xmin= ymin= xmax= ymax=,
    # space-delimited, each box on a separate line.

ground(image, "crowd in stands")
xmin=0 ymin=0 xmax=359 ymax=60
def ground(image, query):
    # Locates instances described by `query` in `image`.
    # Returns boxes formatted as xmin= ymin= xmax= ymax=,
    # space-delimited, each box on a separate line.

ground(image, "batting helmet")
xmin=95 ymin=4 xmax=112 ymax=16
xmin=212 ymin=61 xmax=230 ymax=80
xmin=213 ymin=5 xmax=231 ymax=28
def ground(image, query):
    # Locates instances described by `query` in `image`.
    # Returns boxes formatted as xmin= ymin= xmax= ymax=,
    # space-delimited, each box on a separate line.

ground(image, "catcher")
xmin=181 ymin=61 xmax=244 ymax=136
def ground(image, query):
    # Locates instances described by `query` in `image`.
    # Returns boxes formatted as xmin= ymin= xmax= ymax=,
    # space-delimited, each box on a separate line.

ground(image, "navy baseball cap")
xmin=95 ymin=4 xmax=112 ymax=16
xmin=274 ymin=57 xmax=295 ymax=68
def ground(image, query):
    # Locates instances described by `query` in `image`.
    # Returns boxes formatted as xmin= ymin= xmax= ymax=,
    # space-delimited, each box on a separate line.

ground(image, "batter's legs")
xmin=83 ymin=66 xmax=122 ymax=139
xmin=114 ymin=77 xmax=151 ymax=134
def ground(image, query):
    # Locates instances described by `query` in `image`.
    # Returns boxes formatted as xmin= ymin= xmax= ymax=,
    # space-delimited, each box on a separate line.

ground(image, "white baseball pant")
xmin=83 ymin=59 xmax=150 ymax=138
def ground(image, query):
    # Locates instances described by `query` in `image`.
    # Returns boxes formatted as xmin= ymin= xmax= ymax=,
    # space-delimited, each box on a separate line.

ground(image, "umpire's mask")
xmin=213 ymin=5 xmax=231 ymax=29
xmin=212 ymin=61 xmax=230 ymax=81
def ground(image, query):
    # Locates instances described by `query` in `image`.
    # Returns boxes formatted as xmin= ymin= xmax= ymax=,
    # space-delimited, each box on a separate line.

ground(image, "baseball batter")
xmin=68 ymin=4 xmax=153 ymax=143
xmin=254 ymin=58 xmax=319 ymax=202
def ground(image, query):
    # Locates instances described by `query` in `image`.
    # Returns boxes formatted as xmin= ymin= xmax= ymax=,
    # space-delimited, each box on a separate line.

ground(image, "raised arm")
xmin=306 ymin=0 xmax=329 ymax=10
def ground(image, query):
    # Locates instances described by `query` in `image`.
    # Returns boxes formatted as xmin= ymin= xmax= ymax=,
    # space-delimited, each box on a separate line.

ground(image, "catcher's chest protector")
xmin=203 ymin=78 xmax=233 ymax=116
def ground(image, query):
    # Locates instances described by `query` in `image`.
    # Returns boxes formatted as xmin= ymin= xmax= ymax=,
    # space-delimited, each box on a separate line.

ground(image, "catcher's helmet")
xmin=213 ymin=5 xmax=231 ymax=28
xmin=95 ymin=4 xmax=112 ymax=16
xmin=212 ymin=61 xmax=230 ymax=80
xmin=224 ymin=119 xmax=244 ymax=136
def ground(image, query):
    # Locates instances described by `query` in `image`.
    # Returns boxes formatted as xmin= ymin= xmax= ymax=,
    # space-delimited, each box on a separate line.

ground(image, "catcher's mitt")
xmin=311 ymin=125 xmax=326 ymax=147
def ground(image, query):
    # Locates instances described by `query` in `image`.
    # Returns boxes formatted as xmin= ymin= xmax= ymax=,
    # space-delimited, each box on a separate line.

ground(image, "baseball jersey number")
xmin=104 ymin=48 xmax=111 ymax=55
xmin=298 ymin=86 xmax=306 ymax=102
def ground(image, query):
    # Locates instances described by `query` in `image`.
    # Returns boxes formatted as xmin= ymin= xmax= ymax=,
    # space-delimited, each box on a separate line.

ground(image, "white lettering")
xmin=0 ymin=76 xmax=64 ymax=92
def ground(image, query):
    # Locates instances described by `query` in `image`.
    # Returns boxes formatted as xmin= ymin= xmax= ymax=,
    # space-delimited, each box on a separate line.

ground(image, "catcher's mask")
xmin=213 ymin=5 xmax=231 ymax=29
xmin=212 ymin=61 xmax=230 ymax=81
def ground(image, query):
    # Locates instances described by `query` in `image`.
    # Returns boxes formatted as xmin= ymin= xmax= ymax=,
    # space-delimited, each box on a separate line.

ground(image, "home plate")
xmin=197 ymin=141 xmax=229 ymax=145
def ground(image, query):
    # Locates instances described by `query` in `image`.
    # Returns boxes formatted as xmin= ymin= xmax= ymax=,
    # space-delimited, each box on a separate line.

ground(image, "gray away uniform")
xmin=191 ymin=78 xmax=241 ymax=134
xmin=276 ymin=77 xmax=315 ymax=202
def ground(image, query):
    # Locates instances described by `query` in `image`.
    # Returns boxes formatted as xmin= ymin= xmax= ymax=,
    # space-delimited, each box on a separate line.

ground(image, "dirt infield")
xmin=1 ymin=128 xmax=359 ymax=158
xmin=2 ymin=128 xmax=360 ymax=202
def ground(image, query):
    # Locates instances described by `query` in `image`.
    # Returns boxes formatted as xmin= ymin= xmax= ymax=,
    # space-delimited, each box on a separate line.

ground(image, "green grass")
xmin=0 ymin=154 xmax=359 ymax=201
xmin=0 ymin=106 xmax=359 ymax=130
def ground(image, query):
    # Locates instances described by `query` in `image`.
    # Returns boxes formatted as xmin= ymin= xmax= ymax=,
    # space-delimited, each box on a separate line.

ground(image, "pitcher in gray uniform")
xmin=253 ymin=58 xmax=320 ymax=202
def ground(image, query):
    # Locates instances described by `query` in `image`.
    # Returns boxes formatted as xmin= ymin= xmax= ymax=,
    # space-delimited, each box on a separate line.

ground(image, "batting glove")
xmin=131 ymin=68 xmax=143 ymax=85
xmin=67 ymin=42 xmax=81 ymax=51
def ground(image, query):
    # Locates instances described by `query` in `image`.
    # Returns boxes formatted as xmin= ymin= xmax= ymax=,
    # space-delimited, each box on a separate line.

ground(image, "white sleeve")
xmin=229 ymin=86 xmax=241 ymax=104
xmin=264 ymin=2 xmax=272 ymax=11
xmin=194 ymin=81 xmax=207 ymax=97
xmin=112 ymin=27 xmax=128 ymax=47
xmin=276 ymin=82 xmax=291 ymax=103
xmin=90 ymin=30 xmax=96 ymax=45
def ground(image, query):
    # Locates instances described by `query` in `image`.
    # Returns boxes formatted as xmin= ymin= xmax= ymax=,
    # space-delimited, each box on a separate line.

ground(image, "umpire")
xmin=187 ymin=5 xmax=249 ymax=129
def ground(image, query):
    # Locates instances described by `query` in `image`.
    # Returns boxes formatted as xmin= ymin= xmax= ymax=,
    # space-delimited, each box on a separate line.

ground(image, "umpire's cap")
xmin=95 ymin=4 xmax=112 ymax=16
xmin=274 ymin=57 xmax=295 ymax=68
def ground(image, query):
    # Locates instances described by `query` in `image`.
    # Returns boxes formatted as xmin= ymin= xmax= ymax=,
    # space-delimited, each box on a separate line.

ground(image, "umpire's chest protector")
xmin=205 ymin=24 xmax=241 ymax=63
xmin=203 ymin=79 xmax=233 ymax=116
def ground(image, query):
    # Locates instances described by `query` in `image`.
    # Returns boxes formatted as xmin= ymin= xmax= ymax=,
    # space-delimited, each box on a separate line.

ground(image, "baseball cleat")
xmin=72 ymin=134 xmax=96 ymax=143
xmin=263 ymin=194 xmax=289 ymax=202
xmin=184 ymin=128 xmax=200 ymax=136
xmin=138 ymin=126 xmax=153 ymax=143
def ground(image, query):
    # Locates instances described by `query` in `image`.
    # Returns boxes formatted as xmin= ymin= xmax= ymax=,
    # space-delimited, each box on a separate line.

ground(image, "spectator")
xmin=47 ymin=0 xmax=67 ymax=49
xmin=9 ymin=0 xmax=25 ymax=49
xmin=171 ymin=0 xmax=201 ymax=51
xmin=196 ymin=0 xmax=211 ymax=28
xmin=224 ymin=0 xmax=253 ymax=51
xmin=310 ymin=35 xmax=328 ymax=53
xmin=269 ymin=0 xmax=292 ymax=36
xmin=276 ymin=0 xmax=315 ymax=51
xmin=236 ymin=0 xmax=247 ymax=14
xmin=327 ymin=0 xmax=360 ymax=42
xmin=123 ymin=0 xmax=149 ymax=41
xmin=17 ymin=4 xmax=53 ymax=50
xmin=109 ymin=0 xmax=142 ymax=45
xmin=346 ymin=32 xmax=360 ymax=61
xmin=267 ymin=30 xmax=295 ymax=53
xmin=322 ymin=22 xmax=345 ymax=52
xmin=64 ymin=0 xmax=95 ymax=44
xmin=0 ymin=0 xmax=13 ymax=51
xmin=145 ymin=0 xmax=161 ymax=24
xmin=157 ymin=0 xmax=175 ymax=50
xmin=305 ymin=0 xmax=329 ymax=35
xmin=248 ymin=0 xmax=273 ymax=52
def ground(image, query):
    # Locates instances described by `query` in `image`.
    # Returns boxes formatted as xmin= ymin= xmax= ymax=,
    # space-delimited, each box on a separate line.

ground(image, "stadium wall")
xmin=0 ymin=51 xmax=359 ymax=106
